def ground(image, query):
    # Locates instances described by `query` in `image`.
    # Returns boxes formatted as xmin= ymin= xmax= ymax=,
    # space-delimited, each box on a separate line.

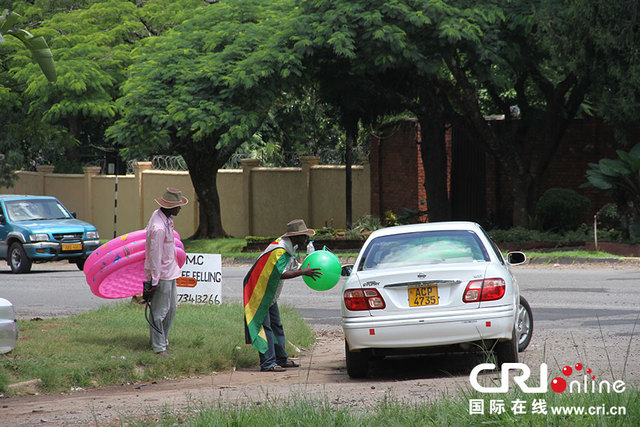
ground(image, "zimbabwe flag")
xmin=243 ymin=239 xmax=292 ymax=353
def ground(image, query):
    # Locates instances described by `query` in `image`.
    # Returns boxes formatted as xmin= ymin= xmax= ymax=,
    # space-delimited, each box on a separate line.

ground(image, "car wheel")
xmin=517 ymin=296 xmax=533 ymax=352
xmin=495 ymin=327 xmax=518 ymax=367
xmin=9 ymin=242 xmax=32 ymax=274
xmin=345 ymin=340 xmax=370 ymax=378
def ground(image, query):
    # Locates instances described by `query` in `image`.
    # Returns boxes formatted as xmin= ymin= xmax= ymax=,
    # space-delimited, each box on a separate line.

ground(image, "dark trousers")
xmin=259 ymin=302 xmax=289 ymax=370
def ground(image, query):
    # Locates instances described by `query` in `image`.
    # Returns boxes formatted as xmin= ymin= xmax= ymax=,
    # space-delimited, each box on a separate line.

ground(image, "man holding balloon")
xmin=243 ymin=219 xmax=324 ymax=372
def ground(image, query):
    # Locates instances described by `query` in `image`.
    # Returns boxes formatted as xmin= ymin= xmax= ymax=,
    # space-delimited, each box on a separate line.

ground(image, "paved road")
xmin=1 ymin=261 xmax=639 ymax=333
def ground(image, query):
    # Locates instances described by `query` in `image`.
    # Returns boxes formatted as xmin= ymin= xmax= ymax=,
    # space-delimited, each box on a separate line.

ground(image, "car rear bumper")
xmin=342 ymin=304 xmax=516 ymax=350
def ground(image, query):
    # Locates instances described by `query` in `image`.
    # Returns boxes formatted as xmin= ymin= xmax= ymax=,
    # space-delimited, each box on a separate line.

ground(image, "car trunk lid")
xmin=353 ymin=262 xmax=489 ymax=316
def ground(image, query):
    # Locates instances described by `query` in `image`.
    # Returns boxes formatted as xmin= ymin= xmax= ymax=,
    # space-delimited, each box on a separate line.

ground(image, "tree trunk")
xmin=345 ymin=124 xmax=354 ymax=229
xmin=417 ymin=115 xmax=450 ymax=221
xmin=181 ymin=146 xmax=227 ymax=239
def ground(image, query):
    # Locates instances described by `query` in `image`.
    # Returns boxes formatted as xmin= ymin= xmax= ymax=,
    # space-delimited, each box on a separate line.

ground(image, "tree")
xmin=295 ymin=0 xmax=497 ymax=223
xmin=108 ymin=0 xmax=304 ymax=238
xmin=437 ymin=1 xmax=600 ymax=226
xmin=586 ymin=0 xmax=640 ymax=141
xmin=0 ymin=7 xmax=57 ymax=185
xmin=297 ymin=0 xmax=634 ymax=227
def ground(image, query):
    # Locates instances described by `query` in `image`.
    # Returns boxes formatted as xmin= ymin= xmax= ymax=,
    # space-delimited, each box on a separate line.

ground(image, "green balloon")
xmin=301 ymin=250 xmax=341 ymax=291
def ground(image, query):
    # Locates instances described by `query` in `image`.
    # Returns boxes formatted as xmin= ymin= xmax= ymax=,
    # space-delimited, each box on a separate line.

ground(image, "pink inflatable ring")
xmin=84 ymin=229 xmax=186 ymax=299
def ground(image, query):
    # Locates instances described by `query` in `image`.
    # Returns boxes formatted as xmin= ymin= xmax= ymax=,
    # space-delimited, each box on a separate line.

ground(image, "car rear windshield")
xmin=358 ymin=230 xmax=490 ymax=271
xmin=5 ymin=199 xmax=72 ymax=222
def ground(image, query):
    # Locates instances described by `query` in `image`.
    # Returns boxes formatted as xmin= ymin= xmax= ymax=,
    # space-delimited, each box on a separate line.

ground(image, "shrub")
xmin=352 ymin=215 xmax=383 ymax=233
xmin=596 ymin=203 xmax=621 ymax=230
xmin=535 ymin=188 xmax=590 ymax=231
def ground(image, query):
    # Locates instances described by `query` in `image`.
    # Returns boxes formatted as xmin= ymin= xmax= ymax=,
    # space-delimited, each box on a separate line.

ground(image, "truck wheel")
xmin=74 ymin=258 xmax=86 ymax=271
xmin=9 ymin=242 xmax=32 ymax=274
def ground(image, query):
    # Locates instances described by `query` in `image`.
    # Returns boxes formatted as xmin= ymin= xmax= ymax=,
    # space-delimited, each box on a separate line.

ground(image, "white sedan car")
xmin=0 ymin=297 xmax=18 ymax=354
xmin=341 ymin=221 xmax=526 ymax=378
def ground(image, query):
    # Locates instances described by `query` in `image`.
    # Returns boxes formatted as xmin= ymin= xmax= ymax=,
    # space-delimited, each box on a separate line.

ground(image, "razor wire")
xmin=125 ymin=148 xmax=368 ymax=174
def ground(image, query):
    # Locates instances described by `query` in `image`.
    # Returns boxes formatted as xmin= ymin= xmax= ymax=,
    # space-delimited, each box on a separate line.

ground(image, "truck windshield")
xmin=5 ymin=199 xmax=72 ymax=222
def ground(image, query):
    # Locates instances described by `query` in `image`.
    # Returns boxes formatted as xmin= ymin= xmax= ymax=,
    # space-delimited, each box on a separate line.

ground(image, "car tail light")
xmin=344 ymin=289 xmax=386 ymax=311
xmin=463 ymin=278 xmax=506 ymax=303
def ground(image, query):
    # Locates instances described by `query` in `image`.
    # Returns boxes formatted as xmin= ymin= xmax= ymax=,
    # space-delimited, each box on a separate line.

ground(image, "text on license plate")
xmin=62 ymin=243 xmax=82 ymax=251
xmin=408 ymin=284 xmax=439 ymax=307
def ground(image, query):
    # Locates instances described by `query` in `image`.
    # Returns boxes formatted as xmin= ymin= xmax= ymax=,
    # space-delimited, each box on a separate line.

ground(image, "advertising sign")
xmin=177 ymin=253 xmax=222 ymax=305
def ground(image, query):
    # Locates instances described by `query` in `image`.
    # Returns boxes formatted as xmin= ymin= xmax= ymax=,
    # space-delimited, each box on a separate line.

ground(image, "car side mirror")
xmin=71 ymin=212 xmax=77 ymax=218
xmin=341 ymin=264 xmax=353 ymax=276
xmin=0 ymin=214 xmax=5 ymax=225
xmin=507 ymin=251 xmax=526 ymax=265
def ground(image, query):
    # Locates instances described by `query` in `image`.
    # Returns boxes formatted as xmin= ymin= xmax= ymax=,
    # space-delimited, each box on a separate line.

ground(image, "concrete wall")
xmin=0 ymin=157 xmax=371 ymax=239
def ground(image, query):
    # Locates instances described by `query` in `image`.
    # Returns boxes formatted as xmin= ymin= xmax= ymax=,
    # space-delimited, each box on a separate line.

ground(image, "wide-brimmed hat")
xmin=282 ymin=219 xmax=315 ymax=237
xmin=155 ymin=187 xmax=189 ymax=208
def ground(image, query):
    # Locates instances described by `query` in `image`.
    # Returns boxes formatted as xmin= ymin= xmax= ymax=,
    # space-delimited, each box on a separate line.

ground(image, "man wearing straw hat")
xmin=144 ymin=187 xmax=188 ymax=356
xmin=243 ymin=219 xmax=322 ymax=372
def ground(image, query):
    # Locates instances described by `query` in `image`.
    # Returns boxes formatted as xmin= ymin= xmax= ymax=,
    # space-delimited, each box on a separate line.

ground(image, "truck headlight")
xmin=86 ymin=231 xmax=99 ymax=239
xmin=30 ymin=233 xmax=49 ymax=242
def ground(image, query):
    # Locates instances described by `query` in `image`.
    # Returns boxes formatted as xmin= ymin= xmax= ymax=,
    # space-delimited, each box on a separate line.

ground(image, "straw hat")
xmin=155 ymin=187 xmax=189 ymax=208
xmin=282 ymin=219 xmax=315 ymax=237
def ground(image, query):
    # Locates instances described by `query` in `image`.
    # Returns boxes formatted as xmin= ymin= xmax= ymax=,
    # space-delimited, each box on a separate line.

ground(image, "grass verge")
xmin=0 ymin=303 xmax=314 ymax=395
xmin=122 ymin=387 xmax=640 ymax=426
xmin=183 ymin=238 xmax=360 ymax=260
xmin=526 ymin=250 xmax=620 ymax=259
xmin=184 ymin=238 xmax=624 ymax=262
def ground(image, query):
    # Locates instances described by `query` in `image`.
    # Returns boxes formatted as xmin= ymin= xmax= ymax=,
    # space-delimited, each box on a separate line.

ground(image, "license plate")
xmin=408 ymin=284 xmax=439 ymax=307
xmin=62 ymin=243 xmax=82 ymax=251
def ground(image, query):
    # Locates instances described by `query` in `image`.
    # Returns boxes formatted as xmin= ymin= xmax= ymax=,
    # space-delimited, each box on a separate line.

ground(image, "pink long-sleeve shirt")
xmin=144 ymin=209 xmax=181 ymax=285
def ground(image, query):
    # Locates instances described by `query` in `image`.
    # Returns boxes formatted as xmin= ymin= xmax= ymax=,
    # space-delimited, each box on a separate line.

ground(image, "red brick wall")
xmin=370 ymin=118 xmax=638 ymax=225
xmin=542 ymin=119 xmax=621 ymax=215
xmin=369 ymin=120 xmax=422 ymax=217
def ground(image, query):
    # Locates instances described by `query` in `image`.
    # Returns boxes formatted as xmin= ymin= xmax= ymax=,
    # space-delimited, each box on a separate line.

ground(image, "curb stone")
xmin=528 ymin=257 xmax=639 ymax=265
xmin=225 ymin=256 xmax=639 ymax=266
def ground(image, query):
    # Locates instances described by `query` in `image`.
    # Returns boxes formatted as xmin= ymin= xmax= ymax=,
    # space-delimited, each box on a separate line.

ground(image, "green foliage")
xmin=597 ymin=203 xmax=622 ymax=230
xmin=0 ymin=8 xmax=56 ymax=82
xmin=585 ymin=143 xmax=640 ymax=239
xmin=352 ymin=215 xmax=383 ymax=233
xmin=118 ymin=389 xmax=640 ymax=426
xmin=383 ymin=210 xmax=399 ymax=226
xmin=535 ymin=188 xmax=590 ymax=231
xmin=244 ymin=236 xmax=277 ymax=245
xmin=247 ymin=87 xmax=346 ymax=166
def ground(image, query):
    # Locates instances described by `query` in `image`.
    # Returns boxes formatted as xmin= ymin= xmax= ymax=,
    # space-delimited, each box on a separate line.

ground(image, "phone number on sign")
xmin=178 ymin=294 xmax=221 ymax=305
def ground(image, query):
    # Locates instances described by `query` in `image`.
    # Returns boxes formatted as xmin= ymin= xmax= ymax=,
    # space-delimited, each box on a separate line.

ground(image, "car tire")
xmin=345 ymin=340 xmax=370 ymax=379
xmin=517 ymin=296 xmax=533 ymax=352
xmin=74 ymin=258 xmax=86 ymax=271
xmin=9 ymin=242 xmax=32 ymax=274
xmin=495 ymin=327 xmax=518 ymax=367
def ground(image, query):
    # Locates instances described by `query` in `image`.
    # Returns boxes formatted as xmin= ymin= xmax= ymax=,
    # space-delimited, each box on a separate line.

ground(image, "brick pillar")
xmin=134 ymin=162 xmax=152 ymax=230
xmin=82 ymin=166 xmax=101 ymax=223
xmin=241 ymin=158 xmax=261 ymax=236
xmin=300 ymin=156 xmax=320 ymax=227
